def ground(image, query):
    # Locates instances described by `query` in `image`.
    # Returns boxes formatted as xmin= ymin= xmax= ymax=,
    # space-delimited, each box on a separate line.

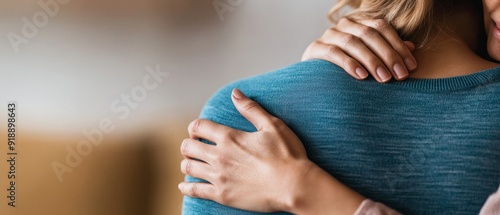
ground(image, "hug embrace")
xmin=180 ymin=1 xmax=500 ymax=214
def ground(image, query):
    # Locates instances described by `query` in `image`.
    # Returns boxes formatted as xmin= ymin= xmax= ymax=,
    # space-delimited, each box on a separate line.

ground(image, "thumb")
xmin=231 ymin=88 xmax=275 ymax=131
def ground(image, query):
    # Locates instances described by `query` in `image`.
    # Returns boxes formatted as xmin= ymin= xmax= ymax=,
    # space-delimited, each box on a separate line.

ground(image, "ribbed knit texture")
xmin=183 ymin=60 xmax=500 ymax=215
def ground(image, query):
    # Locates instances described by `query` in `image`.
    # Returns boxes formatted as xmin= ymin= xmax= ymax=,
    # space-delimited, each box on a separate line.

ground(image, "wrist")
xmin=280 ymin=159 xmax=316 ymax=212
xmin=286 ymin=161 xmax=364 ymax=215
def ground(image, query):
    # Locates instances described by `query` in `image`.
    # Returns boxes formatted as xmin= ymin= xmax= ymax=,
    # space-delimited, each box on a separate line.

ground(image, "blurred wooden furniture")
xmin=0 ymin=116 xmax=191 ymax=215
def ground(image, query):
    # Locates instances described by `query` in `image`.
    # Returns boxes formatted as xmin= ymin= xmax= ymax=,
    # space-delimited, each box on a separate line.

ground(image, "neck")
xmin=409 ymin=3 xmax=499 ymax=79
xmin=410 ymin=31 xmax=499 ymax=79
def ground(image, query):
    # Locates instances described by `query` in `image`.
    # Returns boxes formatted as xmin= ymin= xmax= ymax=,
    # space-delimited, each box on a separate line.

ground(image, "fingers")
xmin=180 ymin=159 xmax=214 ymax=181
xmin=336 ymin=18 xmax=418 ymax=80
xmin=178 ymin=182 xmax=217 ymax=200
xmin=303 ymin=17 xmax=419 ymax=83
xmin=180 ymin=138 xmax=215 ymax=161
xmin=318 ymin=27 xmax=393 ymax=83
xmin=303 ymin=41 xmax=369 ymax=80
xmin=335 ymin=18 xmax=409 ymax=81
xmin=404 ymin=41 xmax=416 ymax=51
xmin=188 ymin=118 xmax=245 ymax=144
xmin=230 ymin=88 xmax=279 ymax=131
xmin=358 ymin=19 xmax=417 ymax=71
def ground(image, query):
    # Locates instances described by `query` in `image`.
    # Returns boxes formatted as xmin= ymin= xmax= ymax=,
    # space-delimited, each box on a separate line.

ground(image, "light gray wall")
xmin=0 ymin=0 xmax=333 ymax=132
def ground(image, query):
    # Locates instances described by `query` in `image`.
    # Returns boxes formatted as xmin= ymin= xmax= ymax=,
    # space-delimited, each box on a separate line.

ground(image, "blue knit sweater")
xmin=183 ymin=60 xmax=500 ymax=215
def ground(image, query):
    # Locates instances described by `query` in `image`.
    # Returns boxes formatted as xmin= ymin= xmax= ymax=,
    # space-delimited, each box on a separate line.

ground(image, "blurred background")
xmin=0 ymin=0 xmax=333 ymax=214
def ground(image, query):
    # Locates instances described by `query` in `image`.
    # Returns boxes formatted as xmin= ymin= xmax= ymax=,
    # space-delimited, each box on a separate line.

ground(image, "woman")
xmin=302 ymin=0 xmax=500 ymax=82
xmin=180 ymin=0 xmax=500 ymax=214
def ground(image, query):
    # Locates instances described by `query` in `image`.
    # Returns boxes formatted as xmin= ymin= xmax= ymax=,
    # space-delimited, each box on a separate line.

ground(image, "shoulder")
xmin=203 ymin=59 xmax=349 ymax=106
xmin=199 ymin=60 xmax=348 ymax=125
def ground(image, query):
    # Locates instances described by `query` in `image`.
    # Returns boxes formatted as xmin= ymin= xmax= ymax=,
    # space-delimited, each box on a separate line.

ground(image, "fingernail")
xmin=232 ymin=88 xmax=246 ymax=99
xmin=404 ymin=41 xmax=416 ymax=50
xmin=355 ymin=68 xmax=368 ymax=79
xmin=404 ymin=58 xmax=417 ymax=70
xmin=393 ymin=63 xmax=408 ymax=79
xmin=376 ymin=67 xmax=391 ymax=82
xmin=178 ymin=183 xmax=183 ymax=191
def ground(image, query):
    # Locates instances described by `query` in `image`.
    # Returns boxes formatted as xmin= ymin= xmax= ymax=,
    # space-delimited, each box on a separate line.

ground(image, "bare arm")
xmin=355 ymin=186 xmax=500 ymax=215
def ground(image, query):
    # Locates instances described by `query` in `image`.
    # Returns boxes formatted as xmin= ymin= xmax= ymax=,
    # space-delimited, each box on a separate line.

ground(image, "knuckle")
xmin=188 ymin=119 xmax=204 ymax=134
xmin=326 ymin=45 xmax=341 ymax=57
xmin=341 ymin=34 xmax=360 ymax=49
xmin=395 ymin=41 xmax=411 ymax=54
xmin=323 ymin=27 xmax=337 ymax=38
xmin=184 ymin=160 xmax=193 ymax=174
xmin=380 ymin=49 xmax=401 ymax=63
xmin=188 ymin=184 xmax=198 ymax=197
xmin=216 ymin=172 xmax=228 ymax=183
xmin=180 ymin=139 xmax=190 ymax=154
xmin=311 ymin=41 xmax=322 ymax=47
xmin=338 ymin=17 xmax=348 ymax=25
xmin=220 ymin=130 xmax=236 ymax=143
xmin=372 ymin=19 xmax=389 ymax=30
xmin=307 ymin=41 xmax=321 ymax=52
xmin=240 ymin=100 xmax=259 ymax=111
xmin=270 ymin=117 xmax=287 ymax=131
xmin=218 ymin=190 xmax=231 ymax=205
xmin=216 ymin=155 xmax=229 ymax=167
xmin=359 ymin=26 xmax=376 ymax=37
xmin=343 ymin=34 xmax=356 ymax=43
xmin=390 ymin=43 xmax=405 ymax=54
xmin=269 ymin=116 xmax=281 ymax=125
xmin=180 ymin=160 xmax=186 ymax=173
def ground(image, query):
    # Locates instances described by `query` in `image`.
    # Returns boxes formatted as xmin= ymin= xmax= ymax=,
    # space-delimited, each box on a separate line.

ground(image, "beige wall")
xmin=0 ymin=116 xmax=188 ymax=215
xmin=0 ymin=0 xmax=333 ymax=214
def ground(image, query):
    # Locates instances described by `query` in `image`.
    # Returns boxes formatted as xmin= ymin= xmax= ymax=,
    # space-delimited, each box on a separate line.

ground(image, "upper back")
xmin=184 ymin=60 xmax=500 ymax=215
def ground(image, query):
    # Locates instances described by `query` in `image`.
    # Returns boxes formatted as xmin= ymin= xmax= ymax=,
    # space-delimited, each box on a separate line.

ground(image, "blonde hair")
xmin=328 ymin=0 xmax=434 ymax=45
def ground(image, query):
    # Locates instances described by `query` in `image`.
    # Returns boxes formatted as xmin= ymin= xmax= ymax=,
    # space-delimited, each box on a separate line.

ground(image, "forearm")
xmin=479 ymin=185 xmax=500 ymax=215
xmin=287 ymin=163 xmax=500 ymax=215
xmin=286 ymin=161 xmax=365 ymax=215
xmin=354 ymin=199 xmax=401 ymax=215
xmin=287 ymin=162 xmax=500 ymax=215
xmin=354 ymin=186 xmax=500 ymax=215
